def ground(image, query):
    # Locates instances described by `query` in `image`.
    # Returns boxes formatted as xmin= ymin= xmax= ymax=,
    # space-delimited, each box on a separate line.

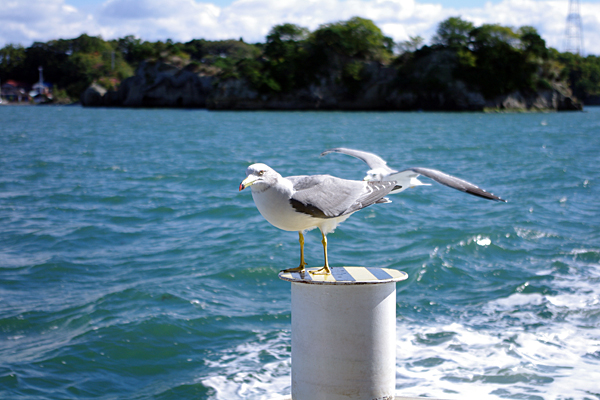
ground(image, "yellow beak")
xmin=239 ymin=175 xmax=257 ymax=191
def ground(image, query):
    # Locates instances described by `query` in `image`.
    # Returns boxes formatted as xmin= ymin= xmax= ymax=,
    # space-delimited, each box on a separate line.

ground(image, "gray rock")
xmin=83 ymin=61 xmax=215 ymax=108
xmin=81 ymin=83 xmax=107 ymax=107
xmin=83 ymin=59 xmax=583 ymax=111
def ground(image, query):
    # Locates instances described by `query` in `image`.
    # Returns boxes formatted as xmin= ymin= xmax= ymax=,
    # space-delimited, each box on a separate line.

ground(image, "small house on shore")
xmin=1 ymin=80 xmax=31 ymax=103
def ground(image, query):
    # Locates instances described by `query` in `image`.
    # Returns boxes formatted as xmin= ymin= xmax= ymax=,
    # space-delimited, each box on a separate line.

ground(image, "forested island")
xmin=1 ymin=17 xmax=599 ymax=111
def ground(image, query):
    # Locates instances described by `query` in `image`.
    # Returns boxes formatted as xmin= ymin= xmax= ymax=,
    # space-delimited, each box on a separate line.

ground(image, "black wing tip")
xmin=484 ymin=191 xmax=507 ymax=203
xmin=467 ymin=189 xmax=507 ymax=202
xmin=320 ymin=148 xmax=343 ymax=157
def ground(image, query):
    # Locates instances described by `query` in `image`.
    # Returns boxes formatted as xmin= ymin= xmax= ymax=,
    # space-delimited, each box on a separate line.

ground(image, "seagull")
xmin=321 ymin=147 xmax=506 ymax=202
xmin=239 ymin=163 xmax=398 ymax=275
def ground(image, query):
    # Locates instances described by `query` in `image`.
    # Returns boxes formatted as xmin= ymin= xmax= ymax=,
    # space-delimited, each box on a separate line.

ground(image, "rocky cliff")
xmin=82 ymin=61 xmax=214 ymax=108
xmin=82 ymin=60 xmax=582 ymax=111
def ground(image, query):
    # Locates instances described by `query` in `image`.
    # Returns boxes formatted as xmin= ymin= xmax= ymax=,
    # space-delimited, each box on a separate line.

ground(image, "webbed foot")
xmin=281 ymin=264 xmax=307 ymax=274
xmin=308 ymin=265 xmax=332 ymax=275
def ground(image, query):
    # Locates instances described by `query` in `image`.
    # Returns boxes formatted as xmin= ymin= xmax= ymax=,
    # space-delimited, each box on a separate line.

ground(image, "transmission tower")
xmin=564 ymin=0 xmax=584 ymax=55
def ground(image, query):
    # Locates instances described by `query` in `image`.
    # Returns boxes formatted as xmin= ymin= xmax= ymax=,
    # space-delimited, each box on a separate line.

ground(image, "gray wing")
xmin=288 ymin=175 xmax=396 ymax=218
xmin=321 ymin=148 xmax=396 ymax=174
xmin=408 ymin=167 xmax=506 ymax=202
xmin=321 ymin=148 xmax=506 ymax=202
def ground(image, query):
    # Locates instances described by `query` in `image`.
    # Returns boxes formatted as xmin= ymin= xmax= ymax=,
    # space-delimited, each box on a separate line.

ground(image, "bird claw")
xmin=308 ymin=266 xmax=332 ymax=276
xmin=281 ymin=265 xmax=307 ymax=274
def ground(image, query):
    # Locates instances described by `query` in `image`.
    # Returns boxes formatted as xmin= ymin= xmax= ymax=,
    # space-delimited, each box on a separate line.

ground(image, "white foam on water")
xmin=395 ymin=319 xmax=600 ymax=399
xmin=396 ymin=250 xmax=600 ymax=399
xmin=203 ymin=299 xmax=600 ymax=399
xmin=514 ymin=227 xmax=558 ymax=241
xmin=475 ymin=236 xmax=491 ymax=246
xmin=201 ymin=330 xmax=291 ymax=400
xmin=455 ymin=234 xmax=493 ymax=248
xmin=203 ymin=249 xmax=600 ymax=400
xmin=396 ymin=323 xmax=518 ymax=398
xmin=446 ymin=235 xmax=486 ymax=249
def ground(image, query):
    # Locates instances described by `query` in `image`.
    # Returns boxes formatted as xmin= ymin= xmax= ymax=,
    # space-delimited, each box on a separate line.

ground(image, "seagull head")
xmin=365 ymin=168 xmax=388 ymax=181
xmin=239 ymin=163 xmax=280 ymax=191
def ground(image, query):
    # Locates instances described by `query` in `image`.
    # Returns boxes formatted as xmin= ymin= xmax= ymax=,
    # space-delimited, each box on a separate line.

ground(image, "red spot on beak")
xmin=239 ymin=183 xmax=245 ymax=191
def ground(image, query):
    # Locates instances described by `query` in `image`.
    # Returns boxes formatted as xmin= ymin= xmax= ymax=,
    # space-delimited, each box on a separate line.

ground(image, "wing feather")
xmin=321 ymin=148 xmax=396 ymax=174
xmin=321 ymin=147 xmax=506 ymax=202
xmin=288 ymin=175 xmax=396 ymax=218
xmin=409 ymin=167 xmax=506 ymax=202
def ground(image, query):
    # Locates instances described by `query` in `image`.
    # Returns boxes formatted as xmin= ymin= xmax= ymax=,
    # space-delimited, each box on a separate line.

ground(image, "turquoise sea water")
xmin=1 ymin=106 xmax=599 ymax=399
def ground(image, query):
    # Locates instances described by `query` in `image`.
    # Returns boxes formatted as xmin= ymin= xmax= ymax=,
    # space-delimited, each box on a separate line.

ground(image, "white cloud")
xmin=96 ymin=0 xmax=222 ymax=42
xmin=0 ymin=0 xmax=94 ymax=45
xmin=0 ymin=0 xmax=598 ymax=54
xmin=456 ymin=0 xmax=591 ymax=51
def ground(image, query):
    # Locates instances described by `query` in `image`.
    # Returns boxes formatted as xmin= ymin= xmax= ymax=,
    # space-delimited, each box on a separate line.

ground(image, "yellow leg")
xmin=281 ymin=232 xmax=308 ymax=273
xmin=309 ymin=231 xmax=332 ymax=275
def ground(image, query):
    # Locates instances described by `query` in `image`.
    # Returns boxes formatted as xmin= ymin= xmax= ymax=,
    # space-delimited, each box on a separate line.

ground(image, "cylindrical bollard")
xmin=279 ymin=266 xmax=408 ymax=400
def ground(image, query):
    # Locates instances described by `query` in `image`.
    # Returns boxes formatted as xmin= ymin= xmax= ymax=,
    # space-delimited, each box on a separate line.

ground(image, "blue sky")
xmin=63 ymin=0 xmax=507 ymax=9
xmin=1 ymin=0 xmax=599 ymax=54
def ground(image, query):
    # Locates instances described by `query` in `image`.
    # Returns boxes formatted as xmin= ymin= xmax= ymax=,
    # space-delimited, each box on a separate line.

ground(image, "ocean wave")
xmin=201 ymin=331 xmax=291 ymax=400
xmin=395 ymin=319 xmax=600 ymax=399
xmin=2 ymin=106 xmax=599 ymax=399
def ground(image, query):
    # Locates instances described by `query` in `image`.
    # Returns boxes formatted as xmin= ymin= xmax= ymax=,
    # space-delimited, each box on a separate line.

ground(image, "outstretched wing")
xmin=322 ymin=147 xmax=506 ymax=202
xmin=321 ymin=148 xmax=396 ymax=175
xmin=405 ymin=167 xmax=506 ymax=202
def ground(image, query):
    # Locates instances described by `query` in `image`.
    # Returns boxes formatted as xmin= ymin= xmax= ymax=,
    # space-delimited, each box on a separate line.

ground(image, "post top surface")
xmin=279 ymin=266 xmax=408 ymax=285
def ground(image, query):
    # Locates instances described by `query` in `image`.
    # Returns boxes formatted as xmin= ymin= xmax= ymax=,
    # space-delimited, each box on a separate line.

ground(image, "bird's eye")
xmin=258 ymin=170 xmax=265 ymax=176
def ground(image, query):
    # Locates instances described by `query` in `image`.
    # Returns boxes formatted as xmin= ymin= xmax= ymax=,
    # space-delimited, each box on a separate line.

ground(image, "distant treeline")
xmin=1 ymin=16 xmax=599 ymax=103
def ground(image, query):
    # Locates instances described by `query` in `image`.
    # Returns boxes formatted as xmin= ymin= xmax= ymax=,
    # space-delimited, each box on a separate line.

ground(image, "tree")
xmin=553 ymin=52 xmax=600 ymax=100
xmin=432 ymin=17 xmax=474 ymax=48
xmin=71 ymin=34 xmax=109 ymax=54
xmin=0 ymin=44 xmax=26 ymax=80
xmin=265 ymin=23 xmax=309 ymax=63
xmin=183 ymin=39 xmax=259 ymax=61
xmin=263 ymin=24 xmax=310 ymax=92
xmin=462 ymin=24 xmax=538 ymax=96
xmin=266 ymin=23 xmax=309 ymax=44
xmin=116 ymin=35 xmax=158 ymax=65
xmin=310 ymin=17 xmax=394 ymax=62
xmin=519 ymin=26 xmax=548 ymax=59
xmin=397 ymin=36 xmax=424 ymax=54
xmin=469 ymin=24 xmax=519 ymax=51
